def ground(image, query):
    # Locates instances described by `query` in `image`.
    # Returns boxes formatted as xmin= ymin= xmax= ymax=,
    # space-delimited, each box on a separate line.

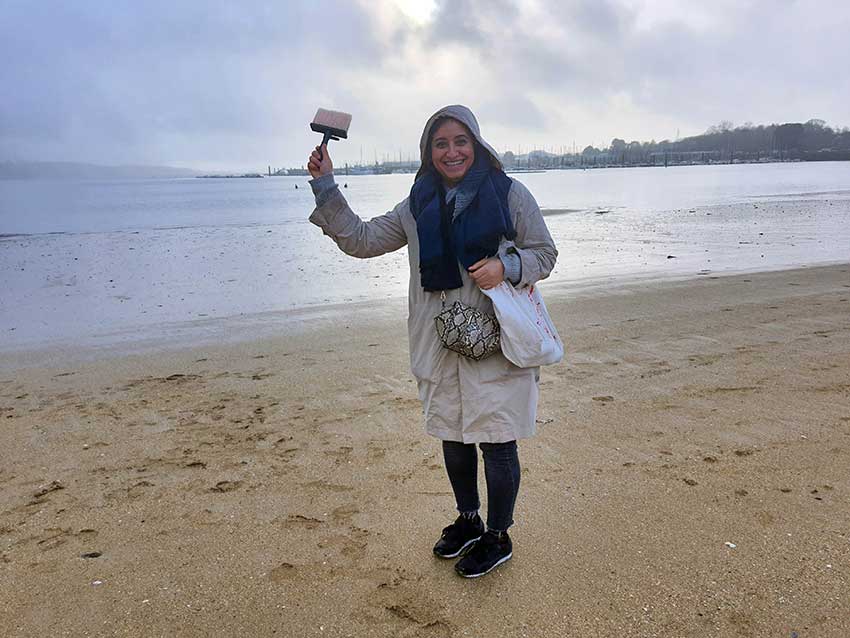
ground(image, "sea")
xmin=1 ymin=161 xmax=848 ymax=352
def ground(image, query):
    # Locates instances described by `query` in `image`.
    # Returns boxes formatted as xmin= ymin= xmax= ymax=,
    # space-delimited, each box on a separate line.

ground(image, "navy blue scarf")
xmin=409 ymin=150 xmax=515 ymax=292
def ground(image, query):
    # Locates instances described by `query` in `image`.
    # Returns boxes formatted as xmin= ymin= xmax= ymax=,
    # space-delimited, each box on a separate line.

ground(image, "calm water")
xmin=1 ymin=161 xmax=849 ymax=235
xmin=1 ymin=162 xmax=848 ymax=350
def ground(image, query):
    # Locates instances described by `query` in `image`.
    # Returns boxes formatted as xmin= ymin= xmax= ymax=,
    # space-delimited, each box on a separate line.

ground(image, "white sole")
xmin=456 ymin=551 xmax=513 ymax=578
xmin=434 ymin=535 xmax=482 ymax=559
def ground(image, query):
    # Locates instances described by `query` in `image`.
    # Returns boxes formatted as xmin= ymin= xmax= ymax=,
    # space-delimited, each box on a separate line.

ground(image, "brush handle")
xmin=317 ymin=133 xmax=329 ymax=160
xmin=317 ymin=132 xmax=340 ymax=161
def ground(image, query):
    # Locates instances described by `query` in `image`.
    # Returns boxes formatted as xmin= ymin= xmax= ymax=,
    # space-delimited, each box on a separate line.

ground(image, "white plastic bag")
xmin=483 ymin=282 xmax=564 ymax=368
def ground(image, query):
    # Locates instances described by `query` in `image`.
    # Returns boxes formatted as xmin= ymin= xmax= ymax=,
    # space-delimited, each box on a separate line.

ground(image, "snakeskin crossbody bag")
xmin=434 ymin=291 xmax=501 ymax=361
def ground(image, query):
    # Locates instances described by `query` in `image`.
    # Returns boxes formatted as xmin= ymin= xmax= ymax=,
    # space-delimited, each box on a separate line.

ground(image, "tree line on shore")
xmin=504 ymin=119 xmax=850 ymax=168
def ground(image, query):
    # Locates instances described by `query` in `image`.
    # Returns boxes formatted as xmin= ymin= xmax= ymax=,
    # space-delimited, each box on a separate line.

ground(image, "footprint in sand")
xmin=210 ymin=480 xmax=242 ymax=493
xmin=317 ymin=527 xmax=370 ymax=560
xmin=35 ymin=527 xmax=97 ymax=552
xmin=36 ymin=528 xmax=72 ymax=551
xmin=324 ymin=446 xmax=354 ymax=463
xmin=33 ymin=480 xmax=65 ymax=499
xmin=162 ymin=374 xmax=201 ymax=383
xmin=27 ymin=480 xmax=65 ymax=506
xmin=280 ymin=514 xmax=324 ymax=530
xmin=365 ymin=571 xmax=454 ymax=637
xmin=756 ymin=511 xmax=775 ymax=526
xmin=299 ymin=480 xmax=354 ymax=493
xmin=688 ymin=353 xmax=723 ymax=366
xmin=387 ymin=469 xmax=415 ymax=484
xmin=269 ymin=562 xmax=298 ymax=582
xmin=126 ymin=480 xmax=155 ymax=498
xmin=331 ymin=504 xmax=359 ymax=522
xmin=367 ymin=444 xmax=387 ymax=462
xmin=273 ymin=443 xmax=299 ymax=460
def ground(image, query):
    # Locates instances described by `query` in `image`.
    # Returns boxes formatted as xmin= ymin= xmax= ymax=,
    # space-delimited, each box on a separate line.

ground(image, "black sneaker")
xmin=454 ymin=530 xmax=512 ymax=578
xmin=433 ymin=514 xmax=485 ymax=559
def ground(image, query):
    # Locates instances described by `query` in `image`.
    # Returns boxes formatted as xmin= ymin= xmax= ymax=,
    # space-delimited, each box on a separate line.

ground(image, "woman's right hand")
xmin=307 ymin=144 xmax=333 ymax=179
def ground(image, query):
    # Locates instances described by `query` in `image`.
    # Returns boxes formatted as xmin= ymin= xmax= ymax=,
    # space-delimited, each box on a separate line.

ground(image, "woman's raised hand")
xmin=307 ymin=144 xmax=334 ymax=179
xmin=468 ymin=257 xmax=505 ymax=290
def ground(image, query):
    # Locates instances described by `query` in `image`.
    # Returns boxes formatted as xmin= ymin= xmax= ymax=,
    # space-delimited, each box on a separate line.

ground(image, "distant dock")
xmin=196 ymin=173 xmax=264 ymax=179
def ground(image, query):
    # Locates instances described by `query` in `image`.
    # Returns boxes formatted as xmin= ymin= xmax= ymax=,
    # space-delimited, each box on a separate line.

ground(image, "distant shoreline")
xmin=195 ymin=173 xmax=264 ymax=179
xmin=0 ymin=160 xmax=200 ymax=180
xmin=277 ymin=157 xmax=850 ymax=177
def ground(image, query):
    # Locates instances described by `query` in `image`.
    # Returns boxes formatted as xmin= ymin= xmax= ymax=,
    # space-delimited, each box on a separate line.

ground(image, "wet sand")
xmin=1 ymin=264 xmax=849 ymax=637
xmin=4 ymin=194 xmax=850 ymax=351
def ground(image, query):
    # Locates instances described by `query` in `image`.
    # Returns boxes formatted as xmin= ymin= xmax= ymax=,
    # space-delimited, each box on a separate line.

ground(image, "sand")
xmin=1 ymin=264 xmax=849 ymax=637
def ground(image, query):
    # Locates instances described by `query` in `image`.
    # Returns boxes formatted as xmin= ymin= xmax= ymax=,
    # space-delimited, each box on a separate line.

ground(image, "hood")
xmin=415 ymin=104 xmax=502 ymax=181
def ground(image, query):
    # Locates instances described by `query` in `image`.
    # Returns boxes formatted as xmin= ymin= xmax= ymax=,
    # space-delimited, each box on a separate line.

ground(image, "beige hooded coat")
xmin=309 ymin=105 xmax=558 ymax=443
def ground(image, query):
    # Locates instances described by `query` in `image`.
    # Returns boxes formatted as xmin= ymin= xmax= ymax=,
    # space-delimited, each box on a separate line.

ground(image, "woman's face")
xmin=430 ymin=119 xmax=475 ymax=187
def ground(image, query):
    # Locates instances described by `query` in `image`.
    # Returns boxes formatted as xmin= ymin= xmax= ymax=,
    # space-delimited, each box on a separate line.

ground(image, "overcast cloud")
xmin=1 ymin=0 xmax=848 ymax=171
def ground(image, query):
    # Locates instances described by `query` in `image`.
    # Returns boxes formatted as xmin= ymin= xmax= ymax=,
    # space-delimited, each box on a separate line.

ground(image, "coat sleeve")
xmin=506 ymin=179 xmax=558 ymax=287
xmin=309 ymin=187 xmax=408 ymax=258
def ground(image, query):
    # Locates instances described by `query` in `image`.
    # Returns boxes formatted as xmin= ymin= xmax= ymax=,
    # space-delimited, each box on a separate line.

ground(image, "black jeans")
xmin=442 ymin=440 xmax=521 ymax=532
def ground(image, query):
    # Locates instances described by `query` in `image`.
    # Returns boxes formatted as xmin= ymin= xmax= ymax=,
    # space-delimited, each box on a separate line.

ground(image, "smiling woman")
xmin=305 ymin=104 xmax=557 ymax=579
xmin=428 ymin=118 xmax=476 ymax=186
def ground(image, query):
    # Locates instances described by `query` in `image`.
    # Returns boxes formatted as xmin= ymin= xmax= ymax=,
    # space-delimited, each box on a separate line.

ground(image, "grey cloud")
xmin=0 ymin=1 xmax=387 ymax=166
xmin=420 ymin=1 xmax=626 ymax=96
xmin=554 ymin=0 xmax=631 ymax=37
xmin=419 ymin=1 xmax=850 ymax=134
xmin=425 ymin=0 xmax=519 ymax=47
xmin=478 ymin=95 xmax=548 ymax=132
xmin=2 ymin=0 xmax=848 ymax=168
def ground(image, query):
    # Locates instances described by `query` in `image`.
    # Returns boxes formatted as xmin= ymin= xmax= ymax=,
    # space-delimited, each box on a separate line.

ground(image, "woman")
xmin=307 ymin=105 xmax=557 ymax=578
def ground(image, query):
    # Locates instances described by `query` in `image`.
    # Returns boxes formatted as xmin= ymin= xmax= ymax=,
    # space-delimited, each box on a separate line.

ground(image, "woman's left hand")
xmin=468 ymin=257 xmax=504 ymax=290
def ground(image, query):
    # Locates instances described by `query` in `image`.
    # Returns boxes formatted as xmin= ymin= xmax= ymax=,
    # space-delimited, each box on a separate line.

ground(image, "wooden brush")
xmin=310 ymin=108 xmax=352 ymax=160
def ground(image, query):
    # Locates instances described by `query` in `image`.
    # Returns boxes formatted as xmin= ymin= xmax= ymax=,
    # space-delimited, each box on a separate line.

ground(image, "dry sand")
xmin=1 ymin=264 xmax=849 ymax=637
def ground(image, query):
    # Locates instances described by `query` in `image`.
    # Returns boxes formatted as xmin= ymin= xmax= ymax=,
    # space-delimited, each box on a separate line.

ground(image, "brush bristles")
xmin=312 ymin=108 xmax=352 ymax=133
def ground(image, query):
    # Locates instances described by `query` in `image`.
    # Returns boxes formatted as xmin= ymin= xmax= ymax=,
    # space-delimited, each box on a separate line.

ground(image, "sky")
xmin=2 ymin=0 xmax=848 ymax=172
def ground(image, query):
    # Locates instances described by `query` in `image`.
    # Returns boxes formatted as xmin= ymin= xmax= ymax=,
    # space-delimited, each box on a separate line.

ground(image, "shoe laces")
xmin=472 ymin=530 xmax=507 ymax=554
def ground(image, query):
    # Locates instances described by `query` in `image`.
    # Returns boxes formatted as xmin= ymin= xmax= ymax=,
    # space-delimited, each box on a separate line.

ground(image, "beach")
xmin=2 ymin=263 xmax=848 ymax=637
